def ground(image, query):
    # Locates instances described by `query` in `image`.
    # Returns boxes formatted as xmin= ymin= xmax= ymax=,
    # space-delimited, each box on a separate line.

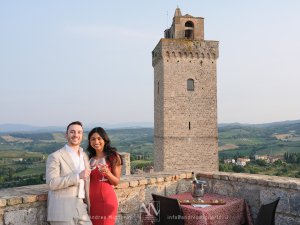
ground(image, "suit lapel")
xmin=83 ymin=151 xmax=90 ymax=209
xmin=59 ymin=147 xmax=76 ymax=171
xmin=83 ymin=152 xmax=89 ymax=170
xmin=83 ymin=152 xmax=90 ymax=190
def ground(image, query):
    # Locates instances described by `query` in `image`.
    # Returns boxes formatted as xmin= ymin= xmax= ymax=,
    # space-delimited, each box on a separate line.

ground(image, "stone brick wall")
xmin=0 ymin=172 xmax=192 ymax=225
xmin=1 ymin=172 xmax=299 ymax=225
xmin=152 ymin=38 xmax=219 ymax=172
xmin=0 ymin=185 xmax=48 ymax=225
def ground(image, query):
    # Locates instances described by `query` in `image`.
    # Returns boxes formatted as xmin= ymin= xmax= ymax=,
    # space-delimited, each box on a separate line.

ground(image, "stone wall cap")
xmin=209 ymin=171 xmax=300 ymax=189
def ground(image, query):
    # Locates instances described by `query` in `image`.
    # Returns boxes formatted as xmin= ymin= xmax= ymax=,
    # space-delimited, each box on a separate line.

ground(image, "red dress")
xmin=89 ymin=161 xmax=118 ymax=225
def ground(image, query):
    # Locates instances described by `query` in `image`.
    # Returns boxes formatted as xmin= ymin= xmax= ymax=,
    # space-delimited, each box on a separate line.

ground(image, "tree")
xmin=232 ymin=165 xmax=245 ymax=173
xmin=255 ymin=159 xmax=267 ymax=167
xmin=273 ymin=159 xmax=282 ymax=167
xmin=8 ymin=167 xmax=16 ymax=179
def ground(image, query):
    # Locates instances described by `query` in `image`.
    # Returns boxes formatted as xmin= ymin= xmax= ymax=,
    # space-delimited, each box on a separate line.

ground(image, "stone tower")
xmin=152 ymin=8 xmax=219 ymax=172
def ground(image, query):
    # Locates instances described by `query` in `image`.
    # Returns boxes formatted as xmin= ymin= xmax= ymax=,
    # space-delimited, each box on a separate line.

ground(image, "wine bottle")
xmin=192 ymin=171 xmax=197 ymax=183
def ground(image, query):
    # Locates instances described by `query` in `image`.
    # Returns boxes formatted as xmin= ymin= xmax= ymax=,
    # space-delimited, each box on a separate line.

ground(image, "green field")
xmin=13 ymin=163 xmax=46 ymax=177
xmin=131 ymin=160 xmax=153 ymax=171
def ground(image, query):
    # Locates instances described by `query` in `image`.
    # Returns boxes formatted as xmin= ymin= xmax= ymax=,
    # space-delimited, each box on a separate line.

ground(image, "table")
xmin=169 ymin=192 xmax=253 ymax=225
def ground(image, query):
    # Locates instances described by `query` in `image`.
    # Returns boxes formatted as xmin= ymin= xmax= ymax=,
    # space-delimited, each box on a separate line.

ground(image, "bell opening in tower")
xmin=185 ymin=21 xmax=194 ymax=39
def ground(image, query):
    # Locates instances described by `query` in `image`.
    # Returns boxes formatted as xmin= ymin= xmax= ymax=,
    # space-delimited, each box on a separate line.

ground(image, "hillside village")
xmin=224 ymin=155 xmax=281 ymax=167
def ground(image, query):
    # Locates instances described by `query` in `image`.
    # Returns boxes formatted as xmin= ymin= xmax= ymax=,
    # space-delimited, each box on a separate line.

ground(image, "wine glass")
xmin=98 ymin=157 xmax=108 ymax=181
xmin=89 ymin=158 xmax=99 ymax=170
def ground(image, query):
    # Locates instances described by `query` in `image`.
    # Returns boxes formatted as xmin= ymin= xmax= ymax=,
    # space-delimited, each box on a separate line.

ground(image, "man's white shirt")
xmin=66 ymin=144 xmax=85 ymax=198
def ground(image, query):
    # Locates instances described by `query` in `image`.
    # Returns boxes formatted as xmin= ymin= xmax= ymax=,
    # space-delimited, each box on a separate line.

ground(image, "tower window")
xmin=185 ymin=21 xmax=194 ymax=39
xmin=187 ymin=79 xmax=194 ymax=91
xmin=157 ymin=81 xmax=159 ymax=94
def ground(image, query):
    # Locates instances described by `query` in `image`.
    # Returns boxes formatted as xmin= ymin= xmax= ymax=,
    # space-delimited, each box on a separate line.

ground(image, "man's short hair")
xmin=66 ymin=121 xmax=83 ymax=133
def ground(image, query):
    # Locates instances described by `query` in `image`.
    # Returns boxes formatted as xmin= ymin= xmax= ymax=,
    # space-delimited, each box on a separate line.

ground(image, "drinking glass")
xmin=98 ymin=157 xmax=108 ymax=181
xmin=89 ymin=158 xmax=99 ymax=170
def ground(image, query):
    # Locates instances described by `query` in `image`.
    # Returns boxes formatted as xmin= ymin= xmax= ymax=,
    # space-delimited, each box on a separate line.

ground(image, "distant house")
xmin=269 ymin=157 xmax=281 ymax=163
xmin=254 ymin=155 xmax=281 ymax=164
xmin=133 ymin=169 xmax=144 ymax=174
xmin=144 ymin=166 xmax=154 ymax=173
xmin=12 ymin=158 xmax=23 ymax=162
xmin=254 ymin=155 xmax=268 ymax=160
xmin=224 ymin=159 xmax=235 ymax=164
xmin=132 ymin=166 xmax=154 ymax=174
xmin=254 ymin=155 xmax=270 ymax=163
xmin=236 ymin=158 xmax=250 ymax=167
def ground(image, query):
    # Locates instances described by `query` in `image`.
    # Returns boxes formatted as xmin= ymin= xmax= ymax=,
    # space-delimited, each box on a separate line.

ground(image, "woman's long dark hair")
xmin=87 ymin=127 xmax=123 ymax=167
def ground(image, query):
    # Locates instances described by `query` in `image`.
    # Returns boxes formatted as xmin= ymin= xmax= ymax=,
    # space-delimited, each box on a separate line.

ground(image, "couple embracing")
xmin=46 ymin=121 xmax=122 ymax=225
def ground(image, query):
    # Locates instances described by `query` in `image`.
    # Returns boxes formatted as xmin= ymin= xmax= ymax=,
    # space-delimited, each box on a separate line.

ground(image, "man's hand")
xmin=79 ymin=169 xmax=91 ymax=180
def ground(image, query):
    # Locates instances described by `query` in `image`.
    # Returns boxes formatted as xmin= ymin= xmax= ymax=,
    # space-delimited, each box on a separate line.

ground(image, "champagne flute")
xmin=98 ymin=157 xmax=108 ymax=181
xmin=89 ymin=158 xmax=99 ymax=170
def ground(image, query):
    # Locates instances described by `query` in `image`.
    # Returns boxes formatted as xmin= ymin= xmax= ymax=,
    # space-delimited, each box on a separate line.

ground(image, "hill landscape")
xmin=0 ymin=120 xmax=299 ymax=188
xmin=218 ymin=120 xmax=300 ymax=157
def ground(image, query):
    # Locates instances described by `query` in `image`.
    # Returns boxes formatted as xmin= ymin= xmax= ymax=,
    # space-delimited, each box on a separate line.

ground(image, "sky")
xmin=0 ymin=1 xmax=300 ymax=127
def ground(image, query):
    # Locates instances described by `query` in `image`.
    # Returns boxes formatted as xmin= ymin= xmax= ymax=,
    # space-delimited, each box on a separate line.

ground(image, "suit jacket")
xmin=46 ymin=146 xmax=90 ymax=221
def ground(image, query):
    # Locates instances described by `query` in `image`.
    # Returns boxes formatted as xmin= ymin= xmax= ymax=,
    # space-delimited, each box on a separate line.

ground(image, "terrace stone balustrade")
xmin=0 ymin=172 xmax=299 ymax=225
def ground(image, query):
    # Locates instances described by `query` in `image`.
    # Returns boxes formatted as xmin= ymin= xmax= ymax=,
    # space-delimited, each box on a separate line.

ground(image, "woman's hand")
xmin=98 ymin=164 xmax=111 ymax=177
xmin=97 ymin=155 xmax=122 ymax=186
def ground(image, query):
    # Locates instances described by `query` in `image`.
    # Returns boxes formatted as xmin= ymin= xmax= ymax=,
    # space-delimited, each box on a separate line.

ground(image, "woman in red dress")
xmin=87 ymin=127 xmax=122 ymax=225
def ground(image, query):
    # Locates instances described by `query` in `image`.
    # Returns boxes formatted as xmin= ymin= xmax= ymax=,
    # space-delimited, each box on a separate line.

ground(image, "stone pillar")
xmin=119 ymin=152 xmax=130 ymax=175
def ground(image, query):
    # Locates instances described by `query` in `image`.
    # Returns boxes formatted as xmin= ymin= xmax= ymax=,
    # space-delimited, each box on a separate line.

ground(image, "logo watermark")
xmin=140 ymin=201 xmax=160 ymax=223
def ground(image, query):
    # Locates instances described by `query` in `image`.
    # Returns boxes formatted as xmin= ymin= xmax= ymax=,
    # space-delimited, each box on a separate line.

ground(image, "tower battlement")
xmin=152 ymin=39 xmax=219 ymax=67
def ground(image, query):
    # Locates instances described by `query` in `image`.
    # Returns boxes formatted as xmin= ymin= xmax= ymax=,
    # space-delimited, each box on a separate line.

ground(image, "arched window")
xmin=187 ymin=79 xmax=194 ymax=91
xmin=185 ymin=21 xmax=194 ymax=39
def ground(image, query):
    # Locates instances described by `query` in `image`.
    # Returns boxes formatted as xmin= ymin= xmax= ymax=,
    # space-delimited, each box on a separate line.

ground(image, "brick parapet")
xmin=1 ymin=172 xmax=299 ymax=207
xmin=1 ymin=172 xmax=300 ymax=224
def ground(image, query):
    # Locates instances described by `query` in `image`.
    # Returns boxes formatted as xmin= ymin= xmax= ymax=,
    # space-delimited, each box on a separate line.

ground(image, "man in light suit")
xmin=46 ymin=121 xmax=92 ymax=225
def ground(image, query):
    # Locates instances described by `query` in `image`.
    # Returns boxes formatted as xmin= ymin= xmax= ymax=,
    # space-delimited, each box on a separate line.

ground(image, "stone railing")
xmin=200 ymin=172 xmax=300 ymax=225
xmin=0 ymin=172 xmax=299 ymax=225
